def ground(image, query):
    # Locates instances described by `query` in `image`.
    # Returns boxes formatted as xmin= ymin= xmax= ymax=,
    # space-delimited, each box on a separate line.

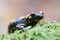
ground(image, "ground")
xmin=0 ymin=21 xmax=60 ymax=40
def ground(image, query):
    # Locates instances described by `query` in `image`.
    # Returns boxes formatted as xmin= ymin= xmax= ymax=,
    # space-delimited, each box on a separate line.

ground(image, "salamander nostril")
xmin=42 ymin=12 xmax=44 ymax=14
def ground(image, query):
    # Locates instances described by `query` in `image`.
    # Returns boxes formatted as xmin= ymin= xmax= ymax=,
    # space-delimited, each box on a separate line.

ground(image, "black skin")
xmin=8 ymin=12 xmax=44 ymax=34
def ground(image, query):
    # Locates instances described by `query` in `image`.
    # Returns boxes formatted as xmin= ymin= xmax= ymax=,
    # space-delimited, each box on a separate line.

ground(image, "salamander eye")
xmin=31 ymin=14 xmax=35 ymax=17
xmin=30 ymin=12 xmax=36 ymax=17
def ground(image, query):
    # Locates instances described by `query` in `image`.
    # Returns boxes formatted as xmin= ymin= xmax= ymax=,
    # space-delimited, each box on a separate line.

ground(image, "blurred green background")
xmin=0 ymin=0 xmax=60 ymax=34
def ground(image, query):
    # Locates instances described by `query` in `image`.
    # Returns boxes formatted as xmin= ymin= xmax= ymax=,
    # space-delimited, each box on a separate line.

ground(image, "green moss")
xmin=0 ymin=21 xmax=60 ymax=40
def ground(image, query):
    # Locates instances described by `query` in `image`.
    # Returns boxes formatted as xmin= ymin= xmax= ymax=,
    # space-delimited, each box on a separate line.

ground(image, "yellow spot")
xmin=19 ymin=16 xmax=25 ymax=19
xmin=26 ymin=14 xmax=30 ymax=19
xmin=11 ymin=19 xmax=15 ymax=22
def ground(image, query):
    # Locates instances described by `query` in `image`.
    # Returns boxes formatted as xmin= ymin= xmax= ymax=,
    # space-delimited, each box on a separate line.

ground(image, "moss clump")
xmin=0 ymin=21 xmax=60 ymax=40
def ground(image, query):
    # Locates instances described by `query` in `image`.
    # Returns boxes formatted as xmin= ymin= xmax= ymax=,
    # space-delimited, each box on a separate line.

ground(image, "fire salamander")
xmin=8 ymin=11 xmax=44 ymax=34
